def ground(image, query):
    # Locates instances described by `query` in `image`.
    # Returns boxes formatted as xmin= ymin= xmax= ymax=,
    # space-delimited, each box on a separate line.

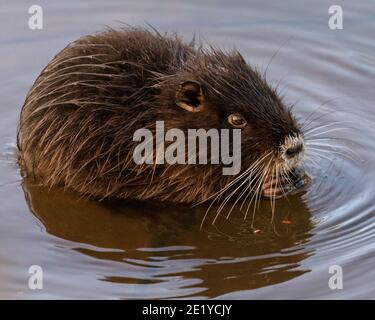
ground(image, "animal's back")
xmin=18 ymin=29 xmax=194 ymax=199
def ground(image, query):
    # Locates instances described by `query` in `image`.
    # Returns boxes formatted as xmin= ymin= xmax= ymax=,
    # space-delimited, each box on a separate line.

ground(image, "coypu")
xmin=17 ymin=27 xmax=306 ymax=207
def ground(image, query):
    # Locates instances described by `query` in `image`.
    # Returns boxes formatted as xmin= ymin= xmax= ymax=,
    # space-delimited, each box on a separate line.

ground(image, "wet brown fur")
xmin=18 ymin=27 xmax=300 ymax=204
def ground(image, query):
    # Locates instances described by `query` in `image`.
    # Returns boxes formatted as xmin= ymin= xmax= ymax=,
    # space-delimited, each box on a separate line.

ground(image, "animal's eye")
xmin=228 ymin=113 xmax=247 ymax=128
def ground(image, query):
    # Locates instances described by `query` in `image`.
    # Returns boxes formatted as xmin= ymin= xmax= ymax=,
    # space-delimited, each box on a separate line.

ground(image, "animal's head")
xmin=156 ymin=49 xmax=305 ymax=200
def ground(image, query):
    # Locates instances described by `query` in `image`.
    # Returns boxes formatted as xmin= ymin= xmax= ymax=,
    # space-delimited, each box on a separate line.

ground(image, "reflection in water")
xmin=22 ymin=178 xmax=313 ymax=298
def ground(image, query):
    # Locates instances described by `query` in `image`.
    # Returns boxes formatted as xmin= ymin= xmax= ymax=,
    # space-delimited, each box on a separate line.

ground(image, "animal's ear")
xmin=175 ymin=80 xmax=205 ymax=112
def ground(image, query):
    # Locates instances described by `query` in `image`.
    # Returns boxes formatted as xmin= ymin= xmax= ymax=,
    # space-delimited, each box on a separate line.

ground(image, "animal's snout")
xmin=284 ymin=142 xmax=304 ymax=159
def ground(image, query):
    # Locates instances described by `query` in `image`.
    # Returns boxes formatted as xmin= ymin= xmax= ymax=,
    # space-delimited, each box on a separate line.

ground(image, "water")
xmin=1 ymin=0 xmax=374 ymax=299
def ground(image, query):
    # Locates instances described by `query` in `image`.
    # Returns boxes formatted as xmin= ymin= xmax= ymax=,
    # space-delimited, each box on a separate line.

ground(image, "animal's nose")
xmin=285 ymin=143 xmax=303 ymax=158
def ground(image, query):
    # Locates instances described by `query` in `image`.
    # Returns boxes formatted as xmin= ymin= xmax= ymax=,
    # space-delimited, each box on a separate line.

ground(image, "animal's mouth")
xmin=261 ymin=167 xmax=309 ymax=199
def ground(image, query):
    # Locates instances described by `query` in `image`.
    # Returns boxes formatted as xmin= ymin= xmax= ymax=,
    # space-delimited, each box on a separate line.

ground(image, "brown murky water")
xmin=1 ymin=0 xmax=374 ymax=299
